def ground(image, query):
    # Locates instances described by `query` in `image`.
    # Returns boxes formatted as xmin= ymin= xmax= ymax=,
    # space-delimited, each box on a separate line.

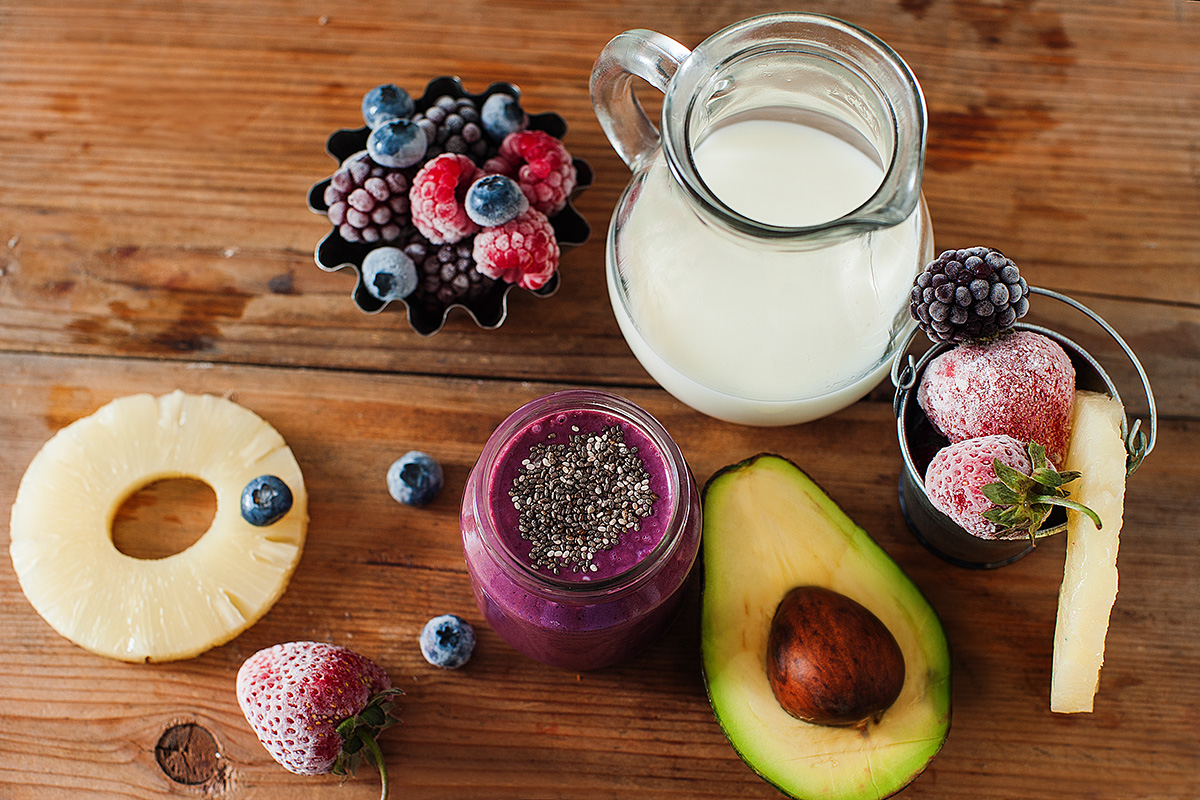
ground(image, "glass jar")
xmin=461 ymin=390 xmax=701 ymax=669
xmin=591 ymin=13 xmax=933 ymax=426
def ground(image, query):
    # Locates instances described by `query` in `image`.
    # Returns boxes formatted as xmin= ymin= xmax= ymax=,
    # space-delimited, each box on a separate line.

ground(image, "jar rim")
xmin=468 ymin=389 xmax=693 ymax=600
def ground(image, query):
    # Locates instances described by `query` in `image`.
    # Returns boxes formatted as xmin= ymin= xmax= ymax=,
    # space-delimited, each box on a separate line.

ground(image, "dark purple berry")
xmin=404 ymin=236 xmax=495 ymax=308
xmin=412 ymin=95 xmax=491 ymax=164
xmin=909 ymin=247 xmax=1029 ymax=344
xmin=325 ymin=152 xmax=412 ymax=244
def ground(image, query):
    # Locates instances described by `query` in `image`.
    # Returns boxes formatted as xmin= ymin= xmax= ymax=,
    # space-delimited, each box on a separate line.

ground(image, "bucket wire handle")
xmin=890 ymin=286 xmax=1156 ymax=476
xmin=1030 ymin=287 xmax=1156 ymax=475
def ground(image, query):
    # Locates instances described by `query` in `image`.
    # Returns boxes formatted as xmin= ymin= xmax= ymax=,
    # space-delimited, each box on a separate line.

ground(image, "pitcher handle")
xmin=590 ymin=30 xmax=691 ymax=172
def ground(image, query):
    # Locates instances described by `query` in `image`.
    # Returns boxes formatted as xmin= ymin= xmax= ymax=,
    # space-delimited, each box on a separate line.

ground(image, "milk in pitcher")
xmin=608 ymin=113 xmax=928 ymax=425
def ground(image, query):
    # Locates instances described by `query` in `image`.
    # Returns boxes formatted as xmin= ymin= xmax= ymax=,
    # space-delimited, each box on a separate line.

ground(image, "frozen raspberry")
xmin=481 ymin=154 xmax=516 ymax=178
xmin=924 ymin=435 xmax=1033 ymax=539
xmin=409 ymin=153 xmax=483 ymax=244
xmin=472 ymin=208 xmax=559 ymax=291
xmin=917 ymin=330 xmax=1076 ymax=465
xmin=496 ymin=130 xmax=577 ymax=216
xmin=404 ymin=236 xmax=495 ymax=307
xmin=323 ymin=151 xmax=411 ymax=244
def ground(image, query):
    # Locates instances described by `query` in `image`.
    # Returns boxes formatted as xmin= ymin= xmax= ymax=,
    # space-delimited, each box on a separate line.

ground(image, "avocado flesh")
xmin=702 ymin=455 xmax=951 ymax=800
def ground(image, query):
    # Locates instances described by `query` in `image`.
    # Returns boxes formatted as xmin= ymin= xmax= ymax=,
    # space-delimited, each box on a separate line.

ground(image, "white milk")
xmin=695 ymin=119 xmax=885 ymax=227
xmin=608 ymin=118 xmax=929 ymax=425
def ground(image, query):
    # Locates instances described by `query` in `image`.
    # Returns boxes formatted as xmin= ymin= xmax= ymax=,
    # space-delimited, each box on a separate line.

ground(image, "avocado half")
xmin=701 ymin=454 xmax=951 ymax=800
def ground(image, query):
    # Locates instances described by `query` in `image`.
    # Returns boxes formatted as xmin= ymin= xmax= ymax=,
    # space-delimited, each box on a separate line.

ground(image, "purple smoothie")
xmin=461 ymin=390 xmax=700 ymax=669
xmin=487 ymin=409 xmax=673 ymax=582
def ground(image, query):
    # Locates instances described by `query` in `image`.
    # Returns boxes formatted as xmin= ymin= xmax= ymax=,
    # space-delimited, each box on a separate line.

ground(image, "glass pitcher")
xmin=591 ymin=13 xmax=933 ymax=426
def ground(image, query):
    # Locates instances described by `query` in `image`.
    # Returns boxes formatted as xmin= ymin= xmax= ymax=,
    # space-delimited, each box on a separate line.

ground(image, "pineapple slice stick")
xmin=1050 ymin=391 xmax=1127 ymax=713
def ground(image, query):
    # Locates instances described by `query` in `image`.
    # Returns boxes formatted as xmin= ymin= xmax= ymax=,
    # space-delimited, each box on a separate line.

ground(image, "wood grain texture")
xmin=2 ymin=354 xmax=1197 ymax=800
xmin=1 ymin=0 xmax=1198 ymax=394
xmin=1 ymin=0 xmax=1198 ymax=798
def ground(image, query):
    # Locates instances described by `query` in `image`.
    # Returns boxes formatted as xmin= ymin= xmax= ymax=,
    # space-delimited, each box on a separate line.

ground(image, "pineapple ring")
xmin=9 ymin=391 xmax=307 ymax=663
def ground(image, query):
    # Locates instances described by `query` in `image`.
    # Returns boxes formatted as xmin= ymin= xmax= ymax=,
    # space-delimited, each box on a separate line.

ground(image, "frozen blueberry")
xmin=419 ymin=614 xmax=476 ymax=669
xmin=367 ymin=118 xmax=428 ymax=168
xmin=387 ymin=451 xmax=443 ymax=507
xmin=240 ymin=475 xmax=293 ymax=527
xmin=362 ymin=83 xmax=415 ymax=129
xmin=362 ymin=246 xmax=418 ymax=303
xmin=480 ymin=93 xmax=527 ymax=141
xmin=464 ymin=174 xmax=528 ymax=227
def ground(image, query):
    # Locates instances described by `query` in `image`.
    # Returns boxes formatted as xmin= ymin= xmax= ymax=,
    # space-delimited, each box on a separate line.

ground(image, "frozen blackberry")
xmin=412 ymin=95 xmax=491 ymax=164
xmin=910 ymin=246 xmax=1029 ymax=343
xmin=404 ymin=236 xmax=496 ymax=307
xmin=323 ymin=151 xmax=413 ymax=244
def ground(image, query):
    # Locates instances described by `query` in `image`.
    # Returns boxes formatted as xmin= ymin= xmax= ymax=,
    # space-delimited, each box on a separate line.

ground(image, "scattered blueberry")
xmin=240 ymin=475 xmax=293 ymax=527
xmin=387 ymin=451 xmax=444 ymax=507
xmin=362 ymin=246 xmax=418 ymax=302
xmin=480 ymin=93 xmax=527 ymax=141
xmin=367 ymin=118 xmax=428 ymax=169
xmin=464 ymin=174 xmax=529 ymax=227
xmin=361 ymin=83 xmax=415 ymax=129
xmin=419 ymin=614 xmax=476 ymax=669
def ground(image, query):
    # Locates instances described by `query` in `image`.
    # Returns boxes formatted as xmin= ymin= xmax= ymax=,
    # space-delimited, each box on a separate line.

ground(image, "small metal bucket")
xmin=891 ymin=287 xmax=1156 ymax=569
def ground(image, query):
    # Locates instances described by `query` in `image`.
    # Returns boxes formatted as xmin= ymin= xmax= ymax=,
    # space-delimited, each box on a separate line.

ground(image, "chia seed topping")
xmin=509 ymin=425 xmax=658 ymax=575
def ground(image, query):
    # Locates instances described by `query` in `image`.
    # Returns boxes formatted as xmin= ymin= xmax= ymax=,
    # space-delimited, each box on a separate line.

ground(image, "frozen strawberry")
xmin=409 ymin=153 xmax=482 ymax=244
xmin=925 ymin=436 xmax=1100 ymax=542
xmin=472 ymin=208 xmax=559 ymax=290
xmin=496 ymin=129 xmax=577 ymax=216
xmin=925 ymin=435 xmax=1033 ymax=538
xmin=237 ymin=641 xmax=401 ymax=798
xmin=917 ymin=330 xmax=1076 ymax=464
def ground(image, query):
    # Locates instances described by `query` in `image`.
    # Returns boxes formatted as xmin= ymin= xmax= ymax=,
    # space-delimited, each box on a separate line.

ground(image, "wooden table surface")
xmin=1 ymin=1 xmax=1197 ymax=798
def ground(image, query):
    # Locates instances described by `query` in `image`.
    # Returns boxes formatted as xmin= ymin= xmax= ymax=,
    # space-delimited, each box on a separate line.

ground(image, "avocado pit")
xmin=767 ymin=585 xmax=906 ymax=727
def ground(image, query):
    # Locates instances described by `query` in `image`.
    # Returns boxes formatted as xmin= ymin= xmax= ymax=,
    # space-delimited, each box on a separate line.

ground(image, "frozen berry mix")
xmin=313 ymin=79 xmax=586 ymax=328
xmin=909 ymin=246 xmax=1105 ymax=543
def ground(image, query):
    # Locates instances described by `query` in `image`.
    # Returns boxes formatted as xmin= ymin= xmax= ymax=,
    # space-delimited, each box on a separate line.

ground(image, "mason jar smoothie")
xmin=461 ymin=390 xmax=700 ymax=669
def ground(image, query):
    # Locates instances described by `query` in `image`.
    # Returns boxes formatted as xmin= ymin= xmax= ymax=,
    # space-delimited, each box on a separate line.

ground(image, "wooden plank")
xmin=0 ymin=351 xmax=1195 ymax=799
xmin=1 ymin=0 xmax=1197 ymax=395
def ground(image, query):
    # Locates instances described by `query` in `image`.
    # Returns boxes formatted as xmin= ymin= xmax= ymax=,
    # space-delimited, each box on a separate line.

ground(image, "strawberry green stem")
xmin=1032 ymin=494 xmax=1103 ymax=529
xmin=1031 ymin=522 xmax=1068 ymax=540
xmin=358 ymin=731 xmax=388 ymax=800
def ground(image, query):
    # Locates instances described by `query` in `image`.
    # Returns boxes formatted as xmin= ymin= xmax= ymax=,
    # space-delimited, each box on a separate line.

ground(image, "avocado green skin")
xmin=699 ymin=453 xmax=952 ymax=800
